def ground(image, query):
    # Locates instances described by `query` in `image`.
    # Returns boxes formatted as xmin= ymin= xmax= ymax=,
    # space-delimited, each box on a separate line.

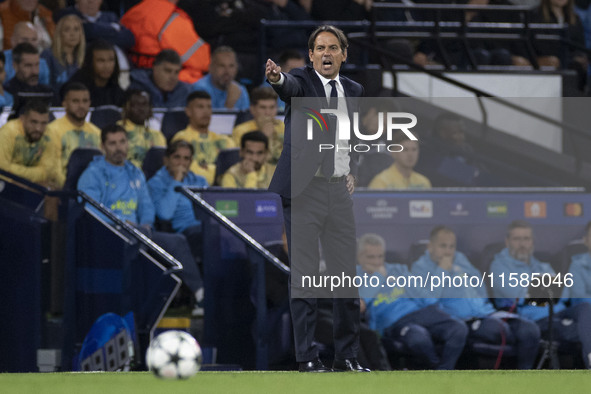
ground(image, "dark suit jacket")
xmin=269 ymin=66 xmax=364 ymax=198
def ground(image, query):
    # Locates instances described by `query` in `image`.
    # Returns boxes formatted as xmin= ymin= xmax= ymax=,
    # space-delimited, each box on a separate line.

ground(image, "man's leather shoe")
xmin=298 ymin=358 xmax=332 ymax=372
xmin=332 ymin=358 xmax=371 ymax=372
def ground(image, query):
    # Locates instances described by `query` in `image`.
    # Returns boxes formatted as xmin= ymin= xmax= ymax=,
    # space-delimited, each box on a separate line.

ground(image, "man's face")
xmin=153 ymin=61 xmax=181 ymax=92
xmin=15 ymin=53 xmax=40 ymax=86
xmin=439 ymin=120 xmax=466 ymax=146
xmin=506 ymin=227 xmax=534 ymax=263
xmin=126 ymin=93 xmax=151 ymax=125
xmin=76 ymin=0 xmax=102 ymax=17
xmin=21 ymin=110 xmax=49 ymax=143
xmin=63 ymin=89 xmax=91 ymax=123
xmin=102 ymin=131 xmax=128 ymax=166
xmin=428 ymin=231 xmax=457 ymax=264
xmin=309 ymin=32 xmax=347 ymax=80
xmin=393 ymin=140 xmax=419 ymax=169
xmin=164 ymin=146 xmax=192 ymax=175
xmin=17 ymin=0 xmax=38 ymax=13
xmin=250 ymin=99 xmax=277 ymax=121
xmin=92 ymin=49 xmax=115 ymax=81
xmin=241 ymin=140 xmax=267 ymax=171
xmin=185 ymin=98 xmax=212 ymax=129
xmin=11 ymin=25 xmax=38 ymax=48
xmin=358 ymin=243 xmax=385 ymax=275
xmin=209 ymin=52 xmax=237 ymax=89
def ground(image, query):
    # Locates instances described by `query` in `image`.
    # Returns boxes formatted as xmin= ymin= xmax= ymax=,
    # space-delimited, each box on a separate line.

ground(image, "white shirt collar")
xmin=314 ymin=70 xmax=340 ymax=88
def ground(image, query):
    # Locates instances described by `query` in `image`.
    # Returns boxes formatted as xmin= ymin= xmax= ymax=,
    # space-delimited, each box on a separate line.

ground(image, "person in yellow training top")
xmin=171 ymin=90 xmax=234 ymax=184
xmin=368 ymin=130 xmax=431 ymax=190
xmin=221 ymin=131 xmax=276 ymax=189
xmin=232 ymin=86 xmax=284 ymax=164
xmin=46 ymin=82 xmax=100 ymax=185
xmin=117 ymin=89 xmax=166 ymax=168
xmin=0 ymin=99 xmax=61 ymax=187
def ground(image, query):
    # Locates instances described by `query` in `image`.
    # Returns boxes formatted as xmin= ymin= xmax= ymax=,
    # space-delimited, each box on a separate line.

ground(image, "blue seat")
xmin=90 ymin=106 xmax=122 ymax=129
xmin=142 ymin=147 xmax=166 ymax=181
xmin=64 ymin=148 xmax=103 ymax=191
xmin=213 ymin=148 xmax=241 ymax=186
xmin=357 ymin=152 xmax=394 ymax=187
xmin=161 ymin=110 xmax=188 ymax=142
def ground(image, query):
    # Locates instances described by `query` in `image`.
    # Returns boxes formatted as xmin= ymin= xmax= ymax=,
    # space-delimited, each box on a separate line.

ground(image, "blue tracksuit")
xmin=569 ymin=252 xmax=591 ymax=305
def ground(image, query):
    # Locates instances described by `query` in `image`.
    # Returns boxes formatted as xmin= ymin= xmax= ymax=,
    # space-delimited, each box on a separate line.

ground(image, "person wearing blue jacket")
xmin=358 ymin=233 xmax=467 ymax=370
xmin=147 ymin=139 xmax=208 ymax=263
xmin=490 ymin=220 xmax=591 ymax=368
xmin=569 ymin=221 xmax=591 ymax=305
xmin=413 ymin=225 xmax=541 ymax=369
xmin=77 ymin=124 xmax=204 ymax=309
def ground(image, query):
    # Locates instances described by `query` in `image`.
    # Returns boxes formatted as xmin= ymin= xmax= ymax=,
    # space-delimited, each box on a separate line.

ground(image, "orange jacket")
xmin=121 ymin=0 xmax=210 ymax=84
xmin=0 ymin=0 xmax=55 ymax=50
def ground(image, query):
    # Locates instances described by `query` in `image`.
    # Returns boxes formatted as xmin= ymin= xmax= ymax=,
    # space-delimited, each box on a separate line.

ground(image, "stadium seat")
xmin=213 ymin=148 xmax=241 ymax=186
xmin=555 ymin=241 xmax=587 ymax=274
xmin=161 ymin=110 xmax=188 ymax=142
xmin=64 ymin=148 xmax=103 ymax=191
xmin=357 ymin=152 xmax=394 ymax=187
xmin=90 ymin=105 xmax=122 ymax=129
xmin=407 ymin=240 xmax=429 ymax=266
xmin=233 ymin=110 xmax=253 ymax=127
xmin=142 ymin=147 xmax=166 ymax=181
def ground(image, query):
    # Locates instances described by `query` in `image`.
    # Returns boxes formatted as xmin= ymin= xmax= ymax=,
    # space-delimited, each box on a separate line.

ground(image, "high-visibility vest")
xmin=121 ymin=0 xmax=210 ymax=84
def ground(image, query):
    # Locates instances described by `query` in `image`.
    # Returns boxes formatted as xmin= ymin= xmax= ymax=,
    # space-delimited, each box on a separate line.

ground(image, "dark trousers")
xmin=151 ymin=231 xmax=203 ymax=294
xmin=283 ymin=178 xmax=360 ymax=362
xmin=383 ymin=305 xmax=468 ymax=370
xmin=469 ymin=315 xmax=540 ymax=369
xmin=536 ymin=302 xmax=591 ymax=368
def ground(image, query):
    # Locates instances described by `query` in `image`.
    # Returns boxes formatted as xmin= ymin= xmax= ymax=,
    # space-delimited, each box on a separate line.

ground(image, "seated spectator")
xmin=368 ymin=131 xmax=431 ymax=190
xmin=357 ymin=233 xmax=467 ymax=370
xmin=41 ymin=15 xmax=85 ymax=95
xmin=4 ymin=22 xmax=51 ymax=85
xmin=53 ymin=0 xmax=135 ymax=51
xmin=68 ymin=39 xmax=124 ymax=106
xmin=77 ymin=124 xmax=204 ymax=313
xmin=128 ymin=49 xmax=191 ymax=109
xmin=171 ymin=91 xmax=235 ymax=184
xmin=46 ymin=82 xmax=100 ymax=186
xmin=221 ymin=131 xmax=276 ymax=189
xmin=121 ymin=0 xmax=210 ymax=84
xmin=147 ymin=140 xmax=208 ymax=264
xmin=0 ymin=0 xmax=55 ymax=51
xmin=191 ymin=46 xmax=249 ymax=111
xmin=232 ymin=87 xmax=284 ymax=164
xmin=490 ymin=220 xmax=591 ymax=368
xmin=569 ymin=220 xmax=591 ymax=303
xmin=412 ymin=226 xmax=541 ymax=369
xmin=117 ymin=89 xmax=166 ymax=168
xmin=0 ymin=99 xmax=60 ymax=187
xmin=4 ymin=42 xmax=54 ymax=117
xmin=0 ymin=52 xmax=14 ymax=108
xmin=263 ymin=49 xmax=306 ymax=112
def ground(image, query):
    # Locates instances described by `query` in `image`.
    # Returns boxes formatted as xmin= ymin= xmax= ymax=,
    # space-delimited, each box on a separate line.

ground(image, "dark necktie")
xmin=321 ymin=80 xmax=338 ymax=178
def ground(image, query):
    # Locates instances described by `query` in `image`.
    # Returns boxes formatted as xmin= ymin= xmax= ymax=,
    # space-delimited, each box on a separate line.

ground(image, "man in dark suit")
xmin=265 ymin=25 xmax=369 ymax=373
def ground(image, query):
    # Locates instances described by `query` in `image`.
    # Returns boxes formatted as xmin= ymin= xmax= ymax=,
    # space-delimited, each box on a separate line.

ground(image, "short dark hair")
xmin=429 ymin=225 xmax=455 ymax=241
xmin=250 ymin=86 xmax=278 ymax=106
xmin=308 ymin=25 xmax=348 ymax=52
xmin=81 ymin=40 xmax=119 ymax=85
xmin=123 ymin=88 xmax=151 ymax=106
xmin=506 ymin=220 xmax=532 ymax=238
xmin=13 ymin=42 xmax=38 ymax=64
xmin=278 ymin=49 xmax=305 ymax=66
xmin=186 ymin=90 xmax=211 ymax=105
xmin=61 ymin=81 xmax=89 ymax=98
xmin=21 ymin=99 xmax=49 ymax=116
xmin=154 ymin=49 xmax=181 ymax=66
xmin=101 ymin=124 xmax=127 ymax=144
xmin=241 ymin=131 xmax=268 ymax=150
xmin=166 ymin=139 xmax=194 ymax=158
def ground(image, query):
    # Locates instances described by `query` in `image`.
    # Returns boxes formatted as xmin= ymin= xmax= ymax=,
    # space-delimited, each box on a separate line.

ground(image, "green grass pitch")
xmin=2 ymin=370 xmax=590 ymax=394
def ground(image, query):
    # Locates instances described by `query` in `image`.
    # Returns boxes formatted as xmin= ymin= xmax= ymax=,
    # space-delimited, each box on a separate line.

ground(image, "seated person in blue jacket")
xmin=412 ymin=225 xmax=541 ymax=369
xmin=490 ymin=220 xmax=591 ymax=368
xmin=147 ymin=139 xmax=208 ymax=265
xmin=357 ymin=233 xmax=467 ymax=370
xmin=569 ymin=220 xmax=591 ymax=304
xmin=77 ymin=124 xmax=204 ymax=310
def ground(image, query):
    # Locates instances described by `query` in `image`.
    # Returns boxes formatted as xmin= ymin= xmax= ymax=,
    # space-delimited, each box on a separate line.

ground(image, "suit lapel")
xmin=306 ymin=67 xmax=327 ymax=98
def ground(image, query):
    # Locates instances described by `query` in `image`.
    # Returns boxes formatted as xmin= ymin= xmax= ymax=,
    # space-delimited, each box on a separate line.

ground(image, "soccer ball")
xmin=146 ymin=330 xmax=202 ymax=379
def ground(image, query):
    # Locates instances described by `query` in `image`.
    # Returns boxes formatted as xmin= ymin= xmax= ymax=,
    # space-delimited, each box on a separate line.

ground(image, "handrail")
xmin=175 ymin=186 xmax=290 ymax=274
xmin=77 ymin=190 xmax=183 ymax=273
